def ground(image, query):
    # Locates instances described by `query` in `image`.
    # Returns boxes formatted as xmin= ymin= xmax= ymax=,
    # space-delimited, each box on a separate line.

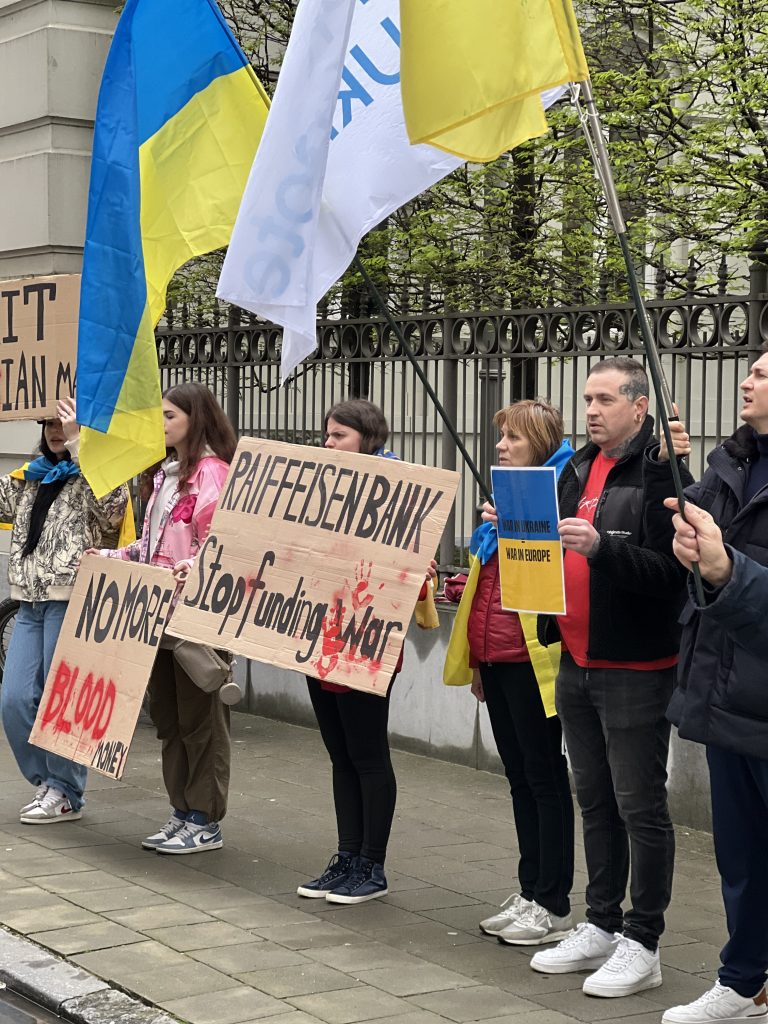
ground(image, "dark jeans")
xmin=307 ymin=677 xmax=396 ymax=864
xmin=708 ymin=744 xmax=768 ymax=997
xmin=481 ymin=661 xmax=574 ymax=918
xmin=555 ymin=655 xmax=675 ymax=951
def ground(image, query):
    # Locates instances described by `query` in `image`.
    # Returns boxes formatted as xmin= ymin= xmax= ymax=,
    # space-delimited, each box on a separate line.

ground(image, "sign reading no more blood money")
xmin=491 ymin=466 xmax=567 ymax=616
xmin=29 ymin=557 xmax=175 ymax=779
xmin=0 ymin=275 xmax=78 ymax=419
xmin=167 ymin=438 xmax=460 ymax=696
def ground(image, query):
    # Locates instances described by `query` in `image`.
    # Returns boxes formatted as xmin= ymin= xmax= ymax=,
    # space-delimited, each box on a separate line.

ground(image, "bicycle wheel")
xmin=0 ymin=598 xmax=20 ymax=685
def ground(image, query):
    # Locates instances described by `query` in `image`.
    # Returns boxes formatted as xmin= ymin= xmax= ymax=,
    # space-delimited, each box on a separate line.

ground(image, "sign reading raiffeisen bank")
xmin=167 ymin=438 xmax=460 ymax=696
xmin=491 ymin=466 xmax=566 ymax=615
xmin=0 ymin=275 xmax=78 ymax=419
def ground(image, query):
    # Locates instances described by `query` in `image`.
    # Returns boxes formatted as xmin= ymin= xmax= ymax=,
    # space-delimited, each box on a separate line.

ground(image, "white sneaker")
xmin=20 ymin=784 xmax=48 ymax=815
xmin=20 ymin=787 xmax=81 ymax=824
xmin=156 ymin=820 xmax=223 ymax=854
xmin=530 ymin=922 xmax=619 ymax=974
xmin=480 ymin=893 xmax=529 ymax=936
xmin=582 ymin=935 xmax=662 ymax=997
xmin=498 ymin=901 xmax=574 ymax=946
xmin=662 ymin=982 xmax=768 ymax=1023
xmin=141 ymin=812 xmax=188 ymax=850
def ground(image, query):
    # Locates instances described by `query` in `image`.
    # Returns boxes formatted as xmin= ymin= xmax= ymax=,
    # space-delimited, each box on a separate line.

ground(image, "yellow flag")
xmin=400 ymin=0 xmax=589 ymax=162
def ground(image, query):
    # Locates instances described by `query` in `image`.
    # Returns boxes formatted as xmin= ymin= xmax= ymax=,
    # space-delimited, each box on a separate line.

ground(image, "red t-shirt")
xmin=558 ymin=451 xmax=677 ymax=671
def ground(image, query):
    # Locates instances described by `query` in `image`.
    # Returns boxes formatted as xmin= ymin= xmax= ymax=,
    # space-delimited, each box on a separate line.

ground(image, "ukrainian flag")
xmin=77 ymin=0 xmax=269 ymax=497
xmin=400 ymin=0 xmax=588 ymax=162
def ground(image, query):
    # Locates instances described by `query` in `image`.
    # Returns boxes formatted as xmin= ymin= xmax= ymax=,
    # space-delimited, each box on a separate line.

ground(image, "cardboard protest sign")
xmin=0 ymin=274 xmax=78 ymax=420
xmin=167 ymin=439 xmax=460 ymax=695
xmin=491 ymin=466 xmax=566 ymax=615
xmin=29 ymin=556 xmax=175 ymax=778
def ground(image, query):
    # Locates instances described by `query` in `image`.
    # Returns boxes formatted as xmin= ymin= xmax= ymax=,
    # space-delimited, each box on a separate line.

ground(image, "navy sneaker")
xmin=325 ymin=856 xmax=388 ymax=904
xmin=297 ymin=852 xmax=355 ymax=898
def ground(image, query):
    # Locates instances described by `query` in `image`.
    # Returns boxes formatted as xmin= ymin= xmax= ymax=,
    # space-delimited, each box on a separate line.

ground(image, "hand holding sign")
xmin=57 ymin=396 xmax=79 ymax=441
xmin=558 ymin=518 xmax=600 ymax=558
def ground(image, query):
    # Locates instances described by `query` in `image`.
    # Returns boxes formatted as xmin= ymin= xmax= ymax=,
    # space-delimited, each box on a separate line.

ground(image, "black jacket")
xmin=645 ymin=425 xmax=768 ymax=758
xmin=539 ymin=416 xmax=690 ymax=662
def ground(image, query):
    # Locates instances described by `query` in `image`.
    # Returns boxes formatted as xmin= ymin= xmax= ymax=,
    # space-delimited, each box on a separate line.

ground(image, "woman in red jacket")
xmin=465 ymin=399 xmax=575 ymax=946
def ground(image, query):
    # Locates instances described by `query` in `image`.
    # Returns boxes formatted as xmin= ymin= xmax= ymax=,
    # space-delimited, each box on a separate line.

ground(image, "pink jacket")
xmin=106 ymin=456 xmax=229 ymax=568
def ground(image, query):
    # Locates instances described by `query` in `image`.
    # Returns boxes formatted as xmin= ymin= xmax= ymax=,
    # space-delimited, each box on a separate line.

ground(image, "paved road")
xmin=0 ymin=712 xmax=725 ymax=1024
xmin=0 ymin=988 xmax=62 ymax=1024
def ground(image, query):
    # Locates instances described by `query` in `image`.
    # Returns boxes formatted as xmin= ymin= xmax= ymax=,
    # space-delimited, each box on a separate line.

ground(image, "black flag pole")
xmin=570 ymin=80 xmax=706 ymax=604
xmin=352 ymin=254 xmax=492 ymax=504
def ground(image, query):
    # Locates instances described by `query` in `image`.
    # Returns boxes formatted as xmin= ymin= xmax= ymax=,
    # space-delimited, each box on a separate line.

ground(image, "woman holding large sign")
xmin=445 ymin=399 xmax=576 ymax=945
xmin=0 ymin=398 xmax=129 ymax=823
xmin=95 ymin=382 xmax=237 ymax=854
xmin=297 ymin=399 xmax=435 ymax=906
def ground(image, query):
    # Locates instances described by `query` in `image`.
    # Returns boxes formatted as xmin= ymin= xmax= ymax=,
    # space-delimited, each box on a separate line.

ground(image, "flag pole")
xmin=570 ymin=80 xmax=706 ymax=605
xmin=352 ymin=254 xmax=492 ymax=503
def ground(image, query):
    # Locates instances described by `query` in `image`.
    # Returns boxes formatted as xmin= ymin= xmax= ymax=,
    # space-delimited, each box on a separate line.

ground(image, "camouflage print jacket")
xmin=0 ymin=442 xmax=128 ymax=602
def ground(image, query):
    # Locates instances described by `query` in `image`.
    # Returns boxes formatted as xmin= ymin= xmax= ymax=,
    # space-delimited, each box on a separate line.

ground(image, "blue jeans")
xmin=1 ymin=600 xmax=87 ymax=810
xmin=555 ymin=655 xmax=675 ymax=950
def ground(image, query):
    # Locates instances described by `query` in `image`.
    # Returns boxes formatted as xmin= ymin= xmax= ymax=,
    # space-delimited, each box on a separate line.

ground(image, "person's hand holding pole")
xmin=663 ymin=498 xmax=732 ymax=588
xmin=658 ymin=404 xmax=691 ymax=462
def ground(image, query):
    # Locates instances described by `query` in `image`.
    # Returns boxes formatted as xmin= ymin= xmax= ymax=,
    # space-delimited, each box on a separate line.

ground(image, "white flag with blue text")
xmin=218 ymin=0 xmax=564 ymax=381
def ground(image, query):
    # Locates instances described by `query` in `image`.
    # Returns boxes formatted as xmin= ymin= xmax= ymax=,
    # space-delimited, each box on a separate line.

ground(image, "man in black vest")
xmin=531 ymin=358 xmax=690 ymax=998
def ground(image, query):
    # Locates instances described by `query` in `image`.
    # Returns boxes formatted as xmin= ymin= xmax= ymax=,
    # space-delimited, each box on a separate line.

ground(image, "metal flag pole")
xmin=570 ymin=79 xmax=705 ymax=604
xmin=352 ymin=254 xmax=492 ymax=503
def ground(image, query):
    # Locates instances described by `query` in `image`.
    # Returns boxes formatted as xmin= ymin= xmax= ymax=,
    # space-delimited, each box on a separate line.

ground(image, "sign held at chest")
xmin=167 ymin=438 xmax=459 ymax=695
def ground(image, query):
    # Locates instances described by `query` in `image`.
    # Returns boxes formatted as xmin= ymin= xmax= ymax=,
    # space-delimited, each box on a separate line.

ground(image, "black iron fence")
xmin=157 ymin=256 xmax=768 ymax=572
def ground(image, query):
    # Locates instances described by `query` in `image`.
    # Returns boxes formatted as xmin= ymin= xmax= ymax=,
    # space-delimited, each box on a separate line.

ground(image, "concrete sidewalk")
xmin=0 ymin=712 xmax=725 ymax=1024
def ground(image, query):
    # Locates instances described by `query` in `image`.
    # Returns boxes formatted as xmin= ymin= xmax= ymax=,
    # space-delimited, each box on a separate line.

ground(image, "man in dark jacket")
xmin=644 ymin=345 xmax=768 ymax=1024
xmin=531 ymin=357 xmax=691 ymax=998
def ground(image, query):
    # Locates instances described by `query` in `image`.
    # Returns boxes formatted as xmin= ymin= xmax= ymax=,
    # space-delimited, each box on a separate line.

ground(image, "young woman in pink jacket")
xmin=97 ymin=382 xmax=237 ymax=854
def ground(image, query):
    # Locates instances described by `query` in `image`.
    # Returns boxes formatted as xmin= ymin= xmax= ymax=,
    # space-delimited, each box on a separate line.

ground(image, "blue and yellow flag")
xmin=77 ymin=0 xmax=269 ymax=497
xmin=400 ymin=0 xmax=588 ymax=162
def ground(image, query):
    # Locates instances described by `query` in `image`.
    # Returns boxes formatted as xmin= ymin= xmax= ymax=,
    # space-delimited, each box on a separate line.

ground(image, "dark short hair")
xmin=588 ymin=357 xmax=649 ymax=401
xmin=324 ymin=399 xmax=389 ymax=455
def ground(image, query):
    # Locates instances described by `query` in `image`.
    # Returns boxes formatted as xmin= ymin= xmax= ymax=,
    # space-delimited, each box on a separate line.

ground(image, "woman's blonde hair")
xmin=493 ymin=399 xmax=564 ymax=467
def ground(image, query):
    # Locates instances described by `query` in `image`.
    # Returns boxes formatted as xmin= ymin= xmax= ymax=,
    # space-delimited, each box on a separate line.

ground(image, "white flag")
xmin=218 ymin=0 xmax=565 ymax=381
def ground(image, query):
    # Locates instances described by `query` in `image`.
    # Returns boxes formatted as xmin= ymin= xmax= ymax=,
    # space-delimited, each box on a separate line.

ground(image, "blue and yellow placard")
xmin=491 ymin=466 xmax=566 ymax=615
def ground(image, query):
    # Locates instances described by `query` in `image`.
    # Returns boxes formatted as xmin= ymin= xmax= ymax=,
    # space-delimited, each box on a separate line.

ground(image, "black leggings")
xmin=306 ymin=677 xmax=396 ymax=864
xmin=481 ymin=661 xmax=574 ymax=918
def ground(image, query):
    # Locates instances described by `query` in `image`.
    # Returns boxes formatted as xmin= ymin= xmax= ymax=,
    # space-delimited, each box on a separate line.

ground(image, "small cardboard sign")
xmin=167 ymin=438 xmax=460 ymax=695
xmin=492 ymin=466 xmax=566 ymax=615
xmin=0 ymin=274 xmax=78 ymax=420
xmin=29 ymin=556 xmax=175 ymax=778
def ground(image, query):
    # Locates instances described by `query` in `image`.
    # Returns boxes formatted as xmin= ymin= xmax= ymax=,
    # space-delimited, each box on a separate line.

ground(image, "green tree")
xmin=170 ymin=0 xmax=768 ymax=319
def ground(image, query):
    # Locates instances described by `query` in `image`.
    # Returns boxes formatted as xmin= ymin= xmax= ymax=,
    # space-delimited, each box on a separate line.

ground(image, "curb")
xmin=0 ymin=929 xmax=177 ymax=1024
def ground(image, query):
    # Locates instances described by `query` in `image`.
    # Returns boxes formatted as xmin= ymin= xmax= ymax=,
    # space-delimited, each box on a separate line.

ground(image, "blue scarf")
xmin=23 ymin=456 xmax=80 ymax=485
xmin=469 ymin=439 xmax=575 ymax=565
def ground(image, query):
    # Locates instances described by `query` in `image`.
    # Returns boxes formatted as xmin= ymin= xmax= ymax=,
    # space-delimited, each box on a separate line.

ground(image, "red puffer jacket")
xmin=467 ymin=553 xmax=529 ymax=665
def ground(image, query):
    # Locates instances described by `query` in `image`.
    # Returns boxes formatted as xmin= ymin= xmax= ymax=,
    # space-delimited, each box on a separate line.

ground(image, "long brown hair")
xmin=141 ymin=383 xmax=237 ymax=498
